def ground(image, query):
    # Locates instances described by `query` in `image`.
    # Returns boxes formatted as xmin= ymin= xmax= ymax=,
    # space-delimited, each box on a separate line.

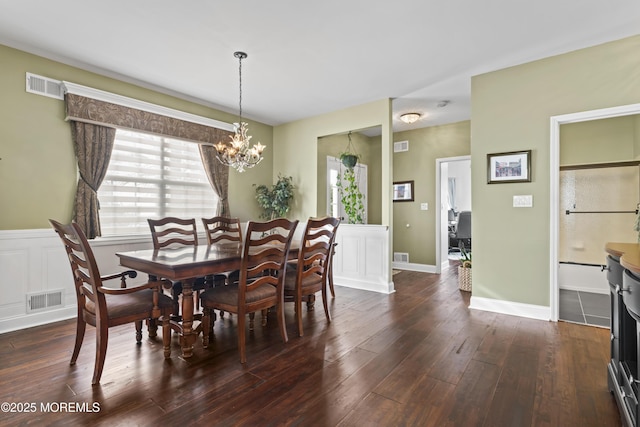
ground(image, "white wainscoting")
xmin=1 ymin=222 xmax=394 ymax=333
xmin=0 ymin=228 xmax=153 ymax=333
xmin=332 ymin=224 xmax=394 ymax=294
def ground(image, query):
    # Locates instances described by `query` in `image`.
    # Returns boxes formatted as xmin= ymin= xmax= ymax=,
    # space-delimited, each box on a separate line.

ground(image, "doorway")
xmin=435 ymin=155 xmax=471 ymax=273
xmin=549 ymin=102 xmax=640 ymax=321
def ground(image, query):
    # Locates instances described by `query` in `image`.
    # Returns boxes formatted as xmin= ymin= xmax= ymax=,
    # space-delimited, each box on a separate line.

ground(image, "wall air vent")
xmin=26 ymin=289 xmax=64 ymax=313
xmin=394 ymin=140 xmax=409 ymax=153
xmin=393 ymin=252 xmax=409 ymax=263
xmin=26 ymin=73 xmax=64 ymax=100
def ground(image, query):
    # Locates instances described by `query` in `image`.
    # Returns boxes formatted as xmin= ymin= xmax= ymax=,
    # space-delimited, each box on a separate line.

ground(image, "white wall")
xmin=448 ymin=159 xmax=472 ymax=212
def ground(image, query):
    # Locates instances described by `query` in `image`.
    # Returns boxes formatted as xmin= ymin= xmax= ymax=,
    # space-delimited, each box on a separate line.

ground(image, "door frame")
xmin=549 ymin=102 xmax=640 ymax=321
xmin=435 ymin=155 xmax=471 ymax=274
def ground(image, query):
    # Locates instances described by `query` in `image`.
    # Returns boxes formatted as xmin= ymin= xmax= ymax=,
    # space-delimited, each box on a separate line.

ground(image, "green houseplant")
xmin=254 ymin=174 xmax=295 ymax=220
xmin=336 ymin=168 xmax=365 ymax=224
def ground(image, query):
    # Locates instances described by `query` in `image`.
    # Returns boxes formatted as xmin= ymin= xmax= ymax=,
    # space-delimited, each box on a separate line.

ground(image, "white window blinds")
xmin=98 ymin=129 xmax=218 ymax=236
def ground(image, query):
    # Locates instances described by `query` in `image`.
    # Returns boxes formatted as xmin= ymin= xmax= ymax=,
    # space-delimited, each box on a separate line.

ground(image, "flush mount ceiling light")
xmin=214 ymin=51 xmax=265 ymax=173
xmin=399 ymin=112 xmax=421 ymax=124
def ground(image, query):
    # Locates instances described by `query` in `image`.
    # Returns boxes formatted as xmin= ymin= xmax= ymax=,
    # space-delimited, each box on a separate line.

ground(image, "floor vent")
xmin=393 ymin=252 xmax=409 ymax=263
xmin=27 ymin=289 xmax=64 ymax=313
xmin=394 ymin=140 xmax=409 ymax=153
xmin=26 ymin=72 xmax=64 ymax=100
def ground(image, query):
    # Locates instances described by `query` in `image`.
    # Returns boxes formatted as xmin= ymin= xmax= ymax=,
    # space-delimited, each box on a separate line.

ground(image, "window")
xmin=98 ymin=129 xmax=218 ymax=236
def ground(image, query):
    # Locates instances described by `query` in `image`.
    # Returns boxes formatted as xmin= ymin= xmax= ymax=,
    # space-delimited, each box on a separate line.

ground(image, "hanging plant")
xmin=339 ymin=131 xmax=359 ymax=170
xmin=340 ymin=152 xmax=359 ymax=169
xmin=253 ymin=174 xmax=295 ymax=220
xmin=336 ymin=168 xmax=365 ymax=224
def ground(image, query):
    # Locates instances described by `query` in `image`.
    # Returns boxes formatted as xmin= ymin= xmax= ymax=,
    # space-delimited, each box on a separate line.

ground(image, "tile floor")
xmin=559 ymin=289 xmax=610 ymax=328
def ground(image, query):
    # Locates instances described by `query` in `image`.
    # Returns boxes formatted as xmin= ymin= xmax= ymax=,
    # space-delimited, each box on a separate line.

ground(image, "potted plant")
xmin=336 ymin=168 xmax=365 ymax=224
xmin=253 ymin=174 xmax=295 ymax=220
xmin=339 ymin=152 xmax=359 ymax=170
xmin=458 ymin=243 xmax=472 ymax=292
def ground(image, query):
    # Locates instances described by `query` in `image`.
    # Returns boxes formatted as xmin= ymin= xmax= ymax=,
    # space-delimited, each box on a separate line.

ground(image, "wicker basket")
xmin=458 ymin=266 xmax=472 ymax=292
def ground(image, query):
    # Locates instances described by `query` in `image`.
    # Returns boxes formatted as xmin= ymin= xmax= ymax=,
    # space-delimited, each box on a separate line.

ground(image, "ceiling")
xmin=1 ymin=1 xmax=639 ymax=133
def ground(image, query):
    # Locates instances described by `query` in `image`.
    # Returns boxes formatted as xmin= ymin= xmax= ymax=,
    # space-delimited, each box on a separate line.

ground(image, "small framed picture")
xmin=393 ymin=180 xmax=414 ymax=202
xmin=487 ymin=150 xmax=531 ymax=184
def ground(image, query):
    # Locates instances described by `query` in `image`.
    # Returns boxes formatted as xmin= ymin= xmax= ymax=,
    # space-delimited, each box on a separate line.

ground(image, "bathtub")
xmin=558 ymin=262 xmax=609 ymax=294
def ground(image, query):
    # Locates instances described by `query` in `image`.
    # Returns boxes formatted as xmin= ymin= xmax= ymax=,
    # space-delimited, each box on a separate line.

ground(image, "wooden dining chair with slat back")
xmin=200 ymin=218 xmax=298 ymax=363
xmin=50 ymin=219 xmax=173 ymax=385
xmin=284 ymin=216 xmax=340 ymax=336
xmin=202 ymin=216 xmax=243 ymax=319
xmin=147 ymin=217 xmax=207 ymax=317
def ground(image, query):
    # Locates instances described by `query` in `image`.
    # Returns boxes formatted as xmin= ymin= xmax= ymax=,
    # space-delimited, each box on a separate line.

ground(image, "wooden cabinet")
xmin=606 ymin=244 xmax=640 ymax=427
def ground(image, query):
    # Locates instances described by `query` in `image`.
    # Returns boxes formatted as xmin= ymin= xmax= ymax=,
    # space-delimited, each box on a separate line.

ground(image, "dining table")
xmin=116 ymin=242 xmax=243 ymax=358
xmin=116 ymin=241 xmax=299 ymax=358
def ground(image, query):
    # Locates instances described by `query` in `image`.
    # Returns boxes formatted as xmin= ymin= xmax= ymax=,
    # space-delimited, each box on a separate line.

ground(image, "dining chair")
xmin=50 ymin=219 xmax=173 ymax=385
xmin=200 ymin=218 xmax=299 ymax=363
xmin=284 ymin=216 xmax=340 ymax=336
xmin=147 ymin=217 xmax=206 ymax=317
xmin=201 ymin=216 xmax=243 ymax=319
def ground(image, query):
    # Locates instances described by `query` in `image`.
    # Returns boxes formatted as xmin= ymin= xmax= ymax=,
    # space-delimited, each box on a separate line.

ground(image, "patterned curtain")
xmin=71 ymin=121 xmax=116 ymax=239
xmin=199 ymin=144 xmax=230 ymax=216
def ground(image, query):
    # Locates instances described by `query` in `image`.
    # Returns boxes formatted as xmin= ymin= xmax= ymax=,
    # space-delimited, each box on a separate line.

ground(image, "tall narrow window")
xmin=98 ymin=129 xmax=218 ymax=236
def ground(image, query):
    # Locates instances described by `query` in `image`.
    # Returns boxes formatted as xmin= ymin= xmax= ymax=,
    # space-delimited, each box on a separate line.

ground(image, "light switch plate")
xmin=420 ymin=203 xmax=428 ymax=210
xmin=513 ymin=195 xmax=533 ymax=208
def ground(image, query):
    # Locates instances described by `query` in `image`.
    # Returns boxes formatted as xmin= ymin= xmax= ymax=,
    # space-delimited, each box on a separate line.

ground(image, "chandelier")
xmin=214 ymin=51 xmax=265 ymax=172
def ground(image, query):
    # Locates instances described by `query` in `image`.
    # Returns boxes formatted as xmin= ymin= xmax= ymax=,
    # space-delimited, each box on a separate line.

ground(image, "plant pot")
xmin=340 ymin=154 xmax=358 ymax=169
xmin=458 ymin=266 xmax=472 ymax=292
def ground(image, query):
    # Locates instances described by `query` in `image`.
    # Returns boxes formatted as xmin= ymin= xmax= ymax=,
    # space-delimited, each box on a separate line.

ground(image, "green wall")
xmin=471 ymin=34 xmax=640 ymax=307
xmin=393 ymin=121 xmax=471 ymax=265
xmin=560 ymin=115 xmax=638 ymax=165
xmin=0 ymin=44 xmax=273 ymax=230
xmin=273 ymin=99 xmax=393 ymax=224
xmin=316 ymin=130 xmax=382 ymax=224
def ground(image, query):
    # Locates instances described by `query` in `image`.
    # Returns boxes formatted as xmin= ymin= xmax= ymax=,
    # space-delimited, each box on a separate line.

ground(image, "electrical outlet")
xmin=420 ymin=203 xmax=428 ymax=210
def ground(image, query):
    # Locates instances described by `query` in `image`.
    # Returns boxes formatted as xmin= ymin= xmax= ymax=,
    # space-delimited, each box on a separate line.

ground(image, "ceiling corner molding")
xmin=61 ymin=81 xmax=235 ymax=132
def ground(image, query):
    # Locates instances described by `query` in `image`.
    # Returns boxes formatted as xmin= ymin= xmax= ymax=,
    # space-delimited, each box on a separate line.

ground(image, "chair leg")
xmin=70 ymin=316 xmax=86 ymax=365
xmin=92 ymin=320 xmax=108 ymax=385
xmin=328 ymin=261 xmax=335 ymax=298
xmin=296 ymin=297 xmax=304 ymax=337
xmin=162 ymin=316 xmax=171 ymax=359
xmin=202 ymin=309 xmax=211 ymax=348
xmin=278 ymin=302 xmax=289 ymax=343
xmin=135 ymin=320 xmax=143 ymax=343
xmin=249 ymin=312 xmax=255 ymax=331
xmin=238 ymin=313 xmax=246 ymax=363
xmin=147 ymin=318 xmax=158 ymax=338
xmin=261 ymin=309 xmax=268 ymax=326
xmin=322 ymin=286 xmax=331 ymax=323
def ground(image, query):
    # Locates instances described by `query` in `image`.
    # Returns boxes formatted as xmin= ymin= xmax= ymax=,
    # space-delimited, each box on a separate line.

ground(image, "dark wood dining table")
xmin=116 ymin=241 xmax=299 ymax=358
xmin=116 ymin=242 xmax=243 ymax=358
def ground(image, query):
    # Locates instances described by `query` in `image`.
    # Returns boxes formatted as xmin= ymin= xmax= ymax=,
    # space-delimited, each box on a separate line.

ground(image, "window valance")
xmin=63 ymin=82 xmax=234 ymax=144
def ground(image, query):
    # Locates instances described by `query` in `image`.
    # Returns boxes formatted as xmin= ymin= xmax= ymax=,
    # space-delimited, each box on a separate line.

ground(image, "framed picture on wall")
xmin=487 ymin=150 xmax=532 ymax=184
xmin=393 ymin=180 xmax=414 ymax=202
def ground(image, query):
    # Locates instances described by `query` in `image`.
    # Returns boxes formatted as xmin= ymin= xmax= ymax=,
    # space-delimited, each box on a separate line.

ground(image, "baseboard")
xmin=0 ymin=306 xmax=76 ymax=334
xmin=392 ymin=262 xmax=437 ymax=273
xmin=334 ymin=278 xmax=395 ymax=294
xmin=469 ymin=296 xmax=550 ymax=321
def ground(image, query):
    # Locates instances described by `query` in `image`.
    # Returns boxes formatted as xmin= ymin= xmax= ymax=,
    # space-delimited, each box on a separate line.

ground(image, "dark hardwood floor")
xmin=0 ymin=262 xmax=621 ymax=426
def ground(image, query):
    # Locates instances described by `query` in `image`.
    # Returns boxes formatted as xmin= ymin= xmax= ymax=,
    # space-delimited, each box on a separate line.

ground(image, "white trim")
xmin=469 ymin=296 xmax=550 ymax=321
xmin=62 ymin=81 xmax=235 ymax=132
xmin=0 ymin=306 xmax=76 ymax=334
xmin=392 ymin=262 xmax=437 ymax=273
xmin=549 ymin=102 xmax=640 ymax=322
